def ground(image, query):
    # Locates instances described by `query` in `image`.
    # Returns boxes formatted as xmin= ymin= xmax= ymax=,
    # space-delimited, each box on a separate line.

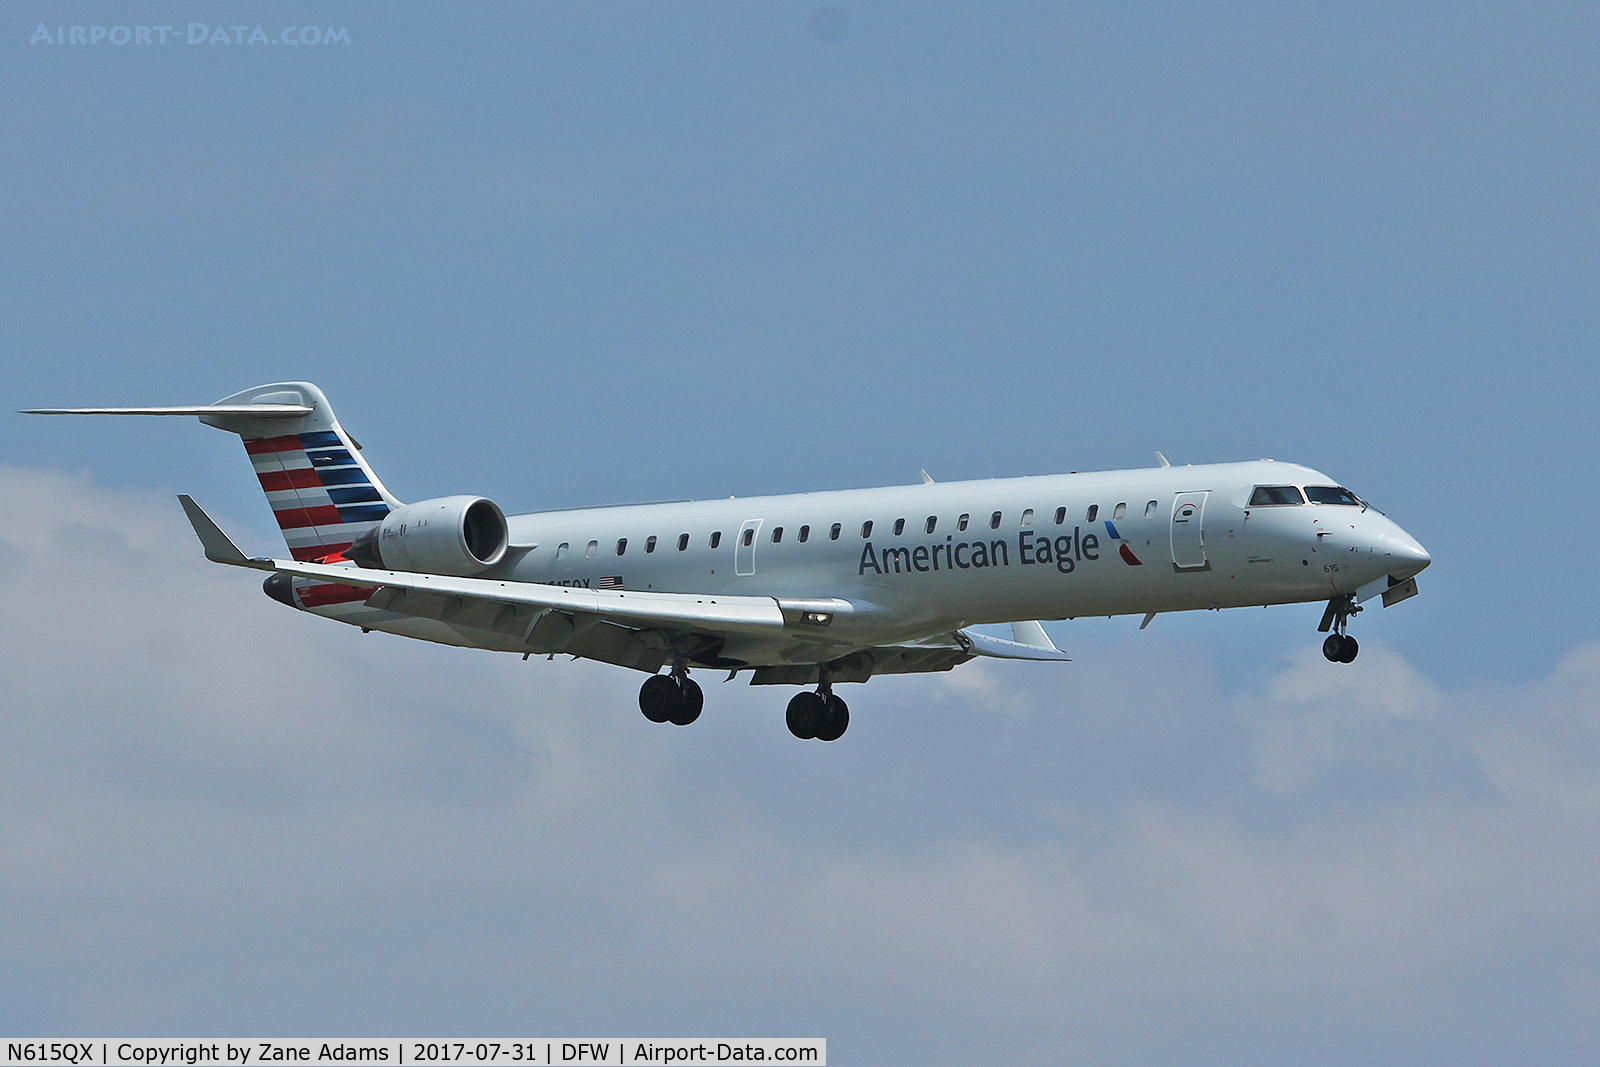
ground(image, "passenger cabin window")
xmin=742 ymin=528 xmax=755 ymax=547
xmin=645 ymin=536 xmax=657 ymax=553
xmin=1085 ymin=504 xmax=1098 ymax=522
xmin=893 ymin=518 xmax=905 ymax=536
xmin=1304 ymin=485 xmax=1361 ymax=506
xmin=709 ymin=531 xmax=722 ymax=549
xmin=830 ymin=523 xmax=841 ymax=541
xmin=958 ymin=513 xmax=970 ymax=532
xmin=1054 ymin=507 xmax=1066 ymax=525
xmin=1249 ymin=485 xmax=1305 ymax=506
xmin=990 ymin=511 xmax=1002 ymax=530
xmin=1021 ymin=509 xmax=1034 ymax=526
xmin=677 ymin=533 xmax=689 ymax=551
xmin=1113 ymin=502 xmax=1126 ymax=520
xmin=585 ymin=540 xmax=598 ymax=558
xmin=771 ymin=526 xmax=783 ymax=543
xmin=616 ymin=538 xmax=627 ymax=556
xmin=556 ymin=543 xmax=569 ymax=560
xmin=798 ymin=525 xmax=810 ymax=543
xmin=1144 ymin=500 xmax=1158 ymax=518
xmin=925 ymin=516 xmax=937 ymax=534
xmin=861 ymin=520 xmax=873 ymax=538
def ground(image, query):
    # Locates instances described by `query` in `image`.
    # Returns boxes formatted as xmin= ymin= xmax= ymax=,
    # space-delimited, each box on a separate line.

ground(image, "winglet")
xmin=1010 ymin=619 xmax=1061 ymax=652
xmin=177 ymin=495 xmax=269 ymax=568
xmin=957 ymin=627 xmax=1071 ymax=661
xmin=1155 ymin=451 xmax=1171 ymax=467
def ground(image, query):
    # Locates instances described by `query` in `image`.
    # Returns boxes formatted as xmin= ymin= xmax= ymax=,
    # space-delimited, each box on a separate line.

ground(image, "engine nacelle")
xmin=346 ymin=495 xmax=508 ymax=576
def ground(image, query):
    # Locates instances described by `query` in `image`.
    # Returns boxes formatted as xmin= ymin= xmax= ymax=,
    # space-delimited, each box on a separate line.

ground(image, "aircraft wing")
xmin=270 ymin=557 xmax=803 ymax=633
xmin=180 ymin=495 xmax=840 ymax=637
xmin=180 ymin=496 xmax=1064 ymax=679
xmin=746 ymin=625 xmax=1067 ymax=685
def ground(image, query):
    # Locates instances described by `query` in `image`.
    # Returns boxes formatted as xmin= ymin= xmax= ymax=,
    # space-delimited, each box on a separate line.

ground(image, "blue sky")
xmin=3 ymin=3 xmax=1598 ymax=1061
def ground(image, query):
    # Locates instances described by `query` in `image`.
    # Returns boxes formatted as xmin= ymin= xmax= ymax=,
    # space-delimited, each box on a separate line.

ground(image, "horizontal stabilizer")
xmin=23 ymin=404 xmax=314 ymax=416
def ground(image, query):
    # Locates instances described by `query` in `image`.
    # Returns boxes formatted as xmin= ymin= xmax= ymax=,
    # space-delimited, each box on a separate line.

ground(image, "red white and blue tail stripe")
xmin=243 ymin=429 xmax=396 ymax=564
xmin=202 ymin=382 xmax=403 ymax=610
xmin=23 ymin=380 xmax=403 ymax=611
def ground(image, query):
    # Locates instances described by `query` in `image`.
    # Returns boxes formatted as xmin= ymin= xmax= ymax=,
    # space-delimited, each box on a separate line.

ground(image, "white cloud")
xmin=1 ymin=465 xmax=1597 ymax=1064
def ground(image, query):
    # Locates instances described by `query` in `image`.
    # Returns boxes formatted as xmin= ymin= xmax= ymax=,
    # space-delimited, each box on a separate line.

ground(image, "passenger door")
xmin=1169 ymin=491 xmax=1209 ymax=569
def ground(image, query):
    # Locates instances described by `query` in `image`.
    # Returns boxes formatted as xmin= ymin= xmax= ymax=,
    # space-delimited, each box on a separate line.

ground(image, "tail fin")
xmin=26 ymin=381 xmax=403 ymax=562
xmin=202 ymin=383 xmax=402 ymax=561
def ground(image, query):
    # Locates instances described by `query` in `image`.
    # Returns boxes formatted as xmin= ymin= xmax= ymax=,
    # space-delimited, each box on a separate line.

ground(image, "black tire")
xmin=814 ymin=695 xmax=849 ymax=742
xmin=1338 ymin=635 xmax=1359 ymax=663
xmin=639 ymin=674 xmax=681 ymax=723
xmin=786 ymin=691 xmax=824 ymax=739
xmin=670 ymin=678 xmax=704 ymax=726
xmin=1323 ymin=634 xmax=1344 ymax=662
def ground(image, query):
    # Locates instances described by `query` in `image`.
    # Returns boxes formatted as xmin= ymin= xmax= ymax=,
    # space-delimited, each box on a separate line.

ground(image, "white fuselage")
xmin=305 ymin=459 xmax=1430 ymax=670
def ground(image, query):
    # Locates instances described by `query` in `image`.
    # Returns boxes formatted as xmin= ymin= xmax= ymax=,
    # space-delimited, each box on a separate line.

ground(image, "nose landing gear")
xmin=1318 ymin=595 xmax=1361 ymax=663
xmin=786 ymin=667 xmax=849 ymax=741
xmin=638 ymin=663 xmax=704 ymax=726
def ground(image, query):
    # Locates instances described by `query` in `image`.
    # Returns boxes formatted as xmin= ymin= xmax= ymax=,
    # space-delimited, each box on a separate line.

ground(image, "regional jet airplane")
xmin=27 ymin=382 xmax=1430 ymax=741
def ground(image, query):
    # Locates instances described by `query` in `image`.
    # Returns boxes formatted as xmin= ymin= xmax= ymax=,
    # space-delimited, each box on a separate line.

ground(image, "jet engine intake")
xmin=347 ymin=495 xmax=508 ymax=576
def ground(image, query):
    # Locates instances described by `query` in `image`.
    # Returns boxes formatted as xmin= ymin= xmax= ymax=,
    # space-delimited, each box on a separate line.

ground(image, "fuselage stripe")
xmin=296 ymin=581 xmax=374 ymax=606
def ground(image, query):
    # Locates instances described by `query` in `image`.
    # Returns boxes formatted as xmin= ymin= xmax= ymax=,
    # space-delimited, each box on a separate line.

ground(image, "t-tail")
xmin=25 ymin=381 xmax=403 ymax=562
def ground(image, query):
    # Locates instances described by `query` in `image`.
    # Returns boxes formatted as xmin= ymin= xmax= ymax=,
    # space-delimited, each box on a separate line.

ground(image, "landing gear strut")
xmin=638 ymin=663 xmax=703 ymax=726
xmin=786 ymin=667 xmax=848 ymax=741
xmin=1318 ymin=595 xmax=1361 ymax=663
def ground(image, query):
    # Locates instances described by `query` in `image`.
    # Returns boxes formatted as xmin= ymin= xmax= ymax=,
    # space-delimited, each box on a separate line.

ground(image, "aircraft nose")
xmin=1386 ymin=530 xmax=1431 ymax=580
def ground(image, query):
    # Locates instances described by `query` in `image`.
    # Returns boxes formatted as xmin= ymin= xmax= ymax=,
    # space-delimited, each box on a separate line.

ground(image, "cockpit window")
xmin=1249 ymin=485 xmax=1305 ymax=506
xmin=1304 ymin=485 xmax=1361 ymax=506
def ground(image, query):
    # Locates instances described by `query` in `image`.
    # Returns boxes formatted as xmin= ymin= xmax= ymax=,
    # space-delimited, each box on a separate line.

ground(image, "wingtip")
xmin=176 ymin=494 xmax=260 ymax=567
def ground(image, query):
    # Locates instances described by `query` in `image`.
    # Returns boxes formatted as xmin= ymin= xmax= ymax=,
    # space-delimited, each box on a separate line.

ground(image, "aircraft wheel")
xmin=786 ymin=691 xmax=825 ymax=740
xmin=639 ymin=674 xmax=681 ymax=723
xmin=814 ymin=695 xmax=849 ymax=742
xmin=1322 ymin=634 xmax=1345 ymax=663
xmin=670 ymin=678 xmax=704 ymax=726
xmin=1338 ymin=635 xmax=1359 ymax=663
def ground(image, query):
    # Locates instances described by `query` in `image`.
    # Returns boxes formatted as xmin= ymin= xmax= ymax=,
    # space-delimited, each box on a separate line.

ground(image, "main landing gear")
xmin=638 ymin=662 xmax=851 ymax=740
xmin=786 ymin=668 xmax=849 ymax=742
xmin=638 ymin=666 xmax=703 ymax=727
xmin=1318 ymin=594 xmax=1361 ymax=663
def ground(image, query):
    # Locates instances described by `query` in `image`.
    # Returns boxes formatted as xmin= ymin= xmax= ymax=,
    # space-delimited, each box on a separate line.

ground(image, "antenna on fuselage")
xmin=1155 ymin=452 xmax=1171 ymax=468
xmin=919 ymin=469 xmax=935 ymax=484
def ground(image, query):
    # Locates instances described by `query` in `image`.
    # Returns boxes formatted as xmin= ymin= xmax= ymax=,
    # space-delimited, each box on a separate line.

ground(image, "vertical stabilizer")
xmin=202 ymin=383 xmax=403 ymax=562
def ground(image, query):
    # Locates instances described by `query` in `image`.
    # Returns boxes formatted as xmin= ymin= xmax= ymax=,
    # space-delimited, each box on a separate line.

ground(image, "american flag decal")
xmin=597 ymin=576 xmax=625 ymax=589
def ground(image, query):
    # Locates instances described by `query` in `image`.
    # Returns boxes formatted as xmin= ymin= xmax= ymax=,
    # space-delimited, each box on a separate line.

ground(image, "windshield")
xmin=1249 ymin=485 xmax=1305 ymax=506
xmin=1304 ymin=485 xmax=1361 ymax=506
